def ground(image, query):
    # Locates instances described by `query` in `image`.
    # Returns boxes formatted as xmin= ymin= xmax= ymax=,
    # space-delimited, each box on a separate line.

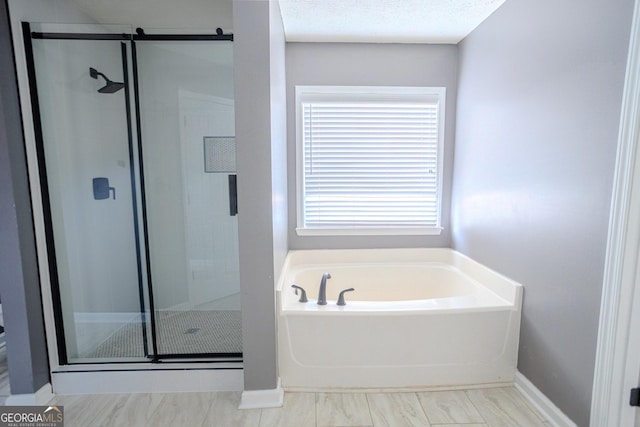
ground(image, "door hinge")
xmin=631 ymin=388 xmax=640 ymax=407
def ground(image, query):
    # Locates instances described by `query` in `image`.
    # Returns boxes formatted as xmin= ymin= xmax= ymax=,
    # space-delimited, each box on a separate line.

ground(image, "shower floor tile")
xmin=81 ymin=309 xmax=242 ymax=359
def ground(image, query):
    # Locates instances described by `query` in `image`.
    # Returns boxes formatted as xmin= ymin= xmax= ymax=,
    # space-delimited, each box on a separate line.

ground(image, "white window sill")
xmin=296 ymin=227 xmax=444 ymax=237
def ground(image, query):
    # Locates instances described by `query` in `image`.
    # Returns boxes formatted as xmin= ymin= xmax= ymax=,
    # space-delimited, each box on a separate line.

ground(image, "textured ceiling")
xmin=69 ymin=0 xmax=506 ymax=44
xmin=278 ymin=0 xmax=507 ymax=44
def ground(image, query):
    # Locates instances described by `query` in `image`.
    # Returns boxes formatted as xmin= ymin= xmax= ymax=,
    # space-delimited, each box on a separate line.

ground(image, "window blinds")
xmin=301 ymin=100 xmax=441 ymax=229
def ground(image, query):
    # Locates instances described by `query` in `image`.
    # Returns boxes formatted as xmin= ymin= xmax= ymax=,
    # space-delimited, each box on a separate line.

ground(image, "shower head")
xmin=89 ymin=67 xmax=124 ymax=94
xmin=98 ymin=81 xmax=125 ymax=94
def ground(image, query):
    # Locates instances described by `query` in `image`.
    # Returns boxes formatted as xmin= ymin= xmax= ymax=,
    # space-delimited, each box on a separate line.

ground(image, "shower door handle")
xmin=228 ymin=174 xmax=238 ymax=216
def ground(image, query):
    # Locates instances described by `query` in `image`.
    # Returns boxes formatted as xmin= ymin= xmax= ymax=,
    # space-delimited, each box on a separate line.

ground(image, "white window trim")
xmin=295 ymin=85 xmax=446 ymax=237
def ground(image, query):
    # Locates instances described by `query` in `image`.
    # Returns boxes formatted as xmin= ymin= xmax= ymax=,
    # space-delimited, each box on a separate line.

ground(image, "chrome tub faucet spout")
xmin=317 ymin=272 xmax=331 ymax=305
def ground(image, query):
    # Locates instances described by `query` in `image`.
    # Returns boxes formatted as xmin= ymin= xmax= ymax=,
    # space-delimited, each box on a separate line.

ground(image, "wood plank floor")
xmin=47 ymin=386 xmax=552 ymax=427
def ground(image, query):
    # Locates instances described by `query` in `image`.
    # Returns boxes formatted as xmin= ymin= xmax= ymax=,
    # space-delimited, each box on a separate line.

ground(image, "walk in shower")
xmin=24 ymin=23 xmax=240 ymax=364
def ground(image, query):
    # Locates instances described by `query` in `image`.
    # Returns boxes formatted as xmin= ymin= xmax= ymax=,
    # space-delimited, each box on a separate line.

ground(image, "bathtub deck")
xmin=47 ymin=386 xmax=551 ymax=426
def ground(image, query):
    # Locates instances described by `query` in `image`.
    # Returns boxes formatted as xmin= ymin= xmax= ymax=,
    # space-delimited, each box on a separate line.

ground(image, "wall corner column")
xmin=0 ymin=0 xmax=51 ymax=397
xmin=233 ymin=0 xmax=287 ymax=396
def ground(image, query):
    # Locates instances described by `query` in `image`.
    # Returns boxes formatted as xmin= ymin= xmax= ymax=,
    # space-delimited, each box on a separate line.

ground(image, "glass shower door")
xmin=134 ymin=39 xmax=241 ymax=357
xmin=28 ymin=24 xmax=150 ymax=363
xmin=26 ymin=24 xmax=240 ymax=363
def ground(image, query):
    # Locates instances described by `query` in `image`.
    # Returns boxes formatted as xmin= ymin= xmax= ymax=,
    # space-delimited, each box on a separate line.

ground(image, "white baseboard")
xmin=6 ymin=383 xmax=53 ymax=406
xmin=239 ymin=378 xmax=284 ymax=409
xmin=515 ymin=371 xmax=577 ymax=427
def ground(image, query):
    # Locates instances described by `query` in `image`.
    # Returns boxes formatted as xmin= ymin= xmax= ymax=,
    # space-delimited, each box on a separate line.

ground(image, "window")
xmin=296 ymin=86 xmax=445 ymax=236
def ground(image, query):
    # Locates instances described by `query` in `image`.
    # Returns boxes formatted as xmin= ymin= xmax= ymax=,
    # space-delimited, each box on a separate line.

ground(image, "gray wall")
xmin=233 ymin=0 xmax=287 ymax=391
xmin=286 ymin=42 xmax=457 ymax=250
xmin=451 ymin=0 xmax=634 ymax=424
xmin=0 ymin=0 xmax=50 ymax=395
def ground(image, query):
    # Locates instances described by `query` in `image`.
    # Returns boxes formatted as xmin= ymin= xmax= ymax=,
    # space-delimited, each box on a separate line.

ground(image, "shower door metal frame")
xmin=22 ymin=23 xmax=242 ymax=365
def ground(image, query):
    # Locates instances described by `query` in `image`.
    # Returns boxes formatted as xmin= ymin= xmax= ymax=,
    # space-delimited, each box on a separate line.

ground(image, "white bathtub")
xmin=277 ymin=248 xmax=523 ymax=390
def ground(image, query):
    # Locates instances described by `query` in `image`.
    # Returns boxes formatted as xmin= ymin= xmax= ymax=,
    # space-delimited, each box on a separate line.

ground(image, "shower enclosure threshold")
xmin=54 ymin=360 xmax=243 ymax=371
xmin=51 ymin=363 xmax=244 ymax=395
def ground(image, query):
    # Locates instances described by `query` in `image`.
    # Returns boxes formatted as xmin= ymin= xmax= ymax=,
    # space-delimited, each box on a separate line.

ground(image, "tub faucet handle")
xmin=291 ymin=285 xmax=308 ymax=303
xmin=337 ymin=288 xmax=355 ymax=306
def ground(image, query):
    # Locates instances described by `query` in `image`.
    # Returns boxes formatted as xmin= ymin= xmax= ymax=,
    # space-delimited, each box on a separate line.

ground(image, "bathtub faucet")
xmin=317 ymin=272 xmax=331 ymax=305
